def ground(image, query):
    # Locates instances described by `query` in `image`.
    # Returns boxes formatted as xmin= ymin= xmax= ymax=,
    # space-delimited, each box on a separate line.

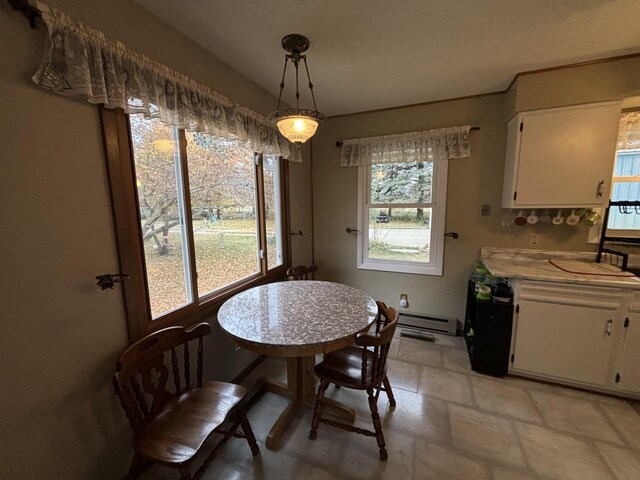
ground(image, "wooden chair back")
xmin=113 ymin=322 xmax=211 ymax=434
xmin=355 ymin=303 xmax=398 ymax=386
xmin=373 ymin=300 xmax=394 ymax=334
xmin=286 ymin=264 xmax=318 ymax=280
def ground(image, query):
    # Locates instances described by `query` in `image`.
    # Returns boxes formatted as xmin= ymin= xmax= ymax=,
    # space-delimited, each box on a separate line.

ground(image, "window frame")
xmin=588 ymin=148 xmax=640 ymax=243
xmin=607 ymin=149 xmax=640 ymax=237
xmin=356 ymin=159 xmax=448 ymax=276
xmin=101 ymin=107 xmax=290 ymax=342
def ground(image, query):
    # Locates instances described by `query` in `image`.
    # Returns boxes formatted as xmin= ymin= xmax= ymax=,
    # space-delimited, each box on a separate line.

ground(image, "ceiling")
xmin=135 ymin=0 xmax=640 ymax=116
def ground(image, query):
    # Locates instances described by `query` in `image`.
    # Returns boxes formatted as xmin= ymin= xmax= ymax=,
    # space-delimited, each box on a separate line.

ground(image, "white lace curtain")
xmin=618 ymin=112 xmax=640 ymax=150
xmin=31 ymin=2 xmax=299 ymax=161
xmin=340 ymin=125 xmax=471 ymax=166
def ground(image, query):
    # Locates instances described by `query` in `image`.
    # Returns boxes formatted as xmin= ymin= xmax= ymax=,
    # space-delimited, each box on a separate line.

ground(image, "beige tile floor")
xmin=141 ymin=331 xmax=640 ymax=480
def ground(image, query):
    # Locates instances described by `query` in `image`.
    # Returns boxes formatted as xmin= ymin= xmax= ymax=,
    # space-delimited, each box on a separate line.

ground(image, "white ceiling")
xmin=135 ymin=0 xmax=640 ymax=116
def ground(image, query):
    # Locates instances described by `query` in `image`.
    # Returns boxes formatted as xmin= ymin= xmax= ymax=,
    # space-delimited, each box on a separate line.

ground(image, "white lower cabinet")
xmin=510 ymin=281 xmax=640 ymax=396
xmin=513 ymin=300 xmax=618 ymax=386
xmin=618 ymin=312 xmax=640 ymax=394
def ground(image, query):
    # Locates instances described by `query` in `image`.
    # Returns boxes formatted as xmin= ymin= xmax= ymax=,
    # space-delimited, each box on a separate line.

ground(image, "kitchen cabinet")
xmin=502 ymin=101 xmax=621 ymax=208
xmin=618 ymin=303 xmax=640 ymax=393
xmin=511 ymin=281 xmax=622 ymax=387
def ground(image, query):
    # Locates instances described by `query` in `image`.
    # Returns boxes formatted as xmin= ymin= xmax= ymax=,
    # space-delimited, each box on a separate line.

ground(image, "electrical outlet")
xmin=529 ymin=233 xmax=540 ymax=246
xmin=400 ymin=293 xmax=409 ymax=308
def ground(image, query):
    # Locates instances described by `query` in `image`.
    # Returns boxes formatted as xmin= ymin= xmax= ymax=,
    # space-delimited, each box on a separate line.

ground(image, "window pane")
xmin=613 ymin=152 xmax=640 ymax=177
xmin=264 ymin=156 xmax=283 ymax=269
xmin=609 ymin=181 xmax=640 ymax=229
xmin=370 ymin=162 xmax=432 ymax=204
xmin=185 ymin=133 xmax=260 ymax=295
xmin=130 ymin=115 xmax=192 ymax=318
xmin=367 ymin=208 xmax=431 ymax=263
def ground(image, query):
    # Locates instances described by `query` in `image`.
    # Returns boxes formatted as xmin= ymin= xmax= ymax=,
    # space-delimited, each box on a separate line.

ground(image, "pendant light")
xmin=268 ymin=34 xmax=325 ymax=145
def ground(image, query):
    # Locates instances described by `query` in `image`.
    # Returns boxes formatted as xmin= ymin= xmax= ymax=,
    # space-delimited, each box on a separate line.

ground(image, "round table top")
xmin=218 ymin=281 xmax=378 ymax=356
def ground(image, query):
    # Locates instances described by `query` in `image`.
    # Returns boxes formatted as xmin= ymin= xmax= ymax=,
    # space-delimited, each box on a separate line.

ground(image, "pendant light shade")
xmin=275 ymin=111 xmax=321 ymax=144
xmin=269 ymin=34 xmax=324 ymax=145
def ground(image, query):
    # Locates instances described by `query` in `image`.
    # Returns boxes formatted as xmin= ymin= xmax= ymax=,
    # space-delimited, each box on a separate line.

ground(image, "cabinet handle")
xmin=606 ymin=319 xmax=613 ymax=336
xmin=596 ymin=180 xmax=604 ymax=198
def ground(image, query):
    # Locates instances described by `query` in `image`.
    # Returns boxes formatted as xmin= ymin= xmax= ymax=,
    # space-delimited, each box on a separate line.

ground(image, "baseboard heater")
xmin=398 ymin=311 xmax=458 ymax=336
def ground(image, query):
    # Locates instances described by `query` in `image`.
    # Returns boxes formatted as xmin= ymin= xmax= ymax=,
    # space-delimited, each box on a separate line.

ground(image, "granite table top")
xmin=217 ymin=281 xmax=378 ymax=354
xmin=480 ymin=248 xmax=640 ymax=289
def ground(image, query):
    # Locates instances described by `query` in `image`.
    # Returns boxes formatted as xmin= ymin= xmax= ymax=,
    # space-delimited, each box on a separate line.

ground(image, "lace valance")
xmin=340 ymin=125 xmax=471 ymax=166
xmin=618 ymin=112 xmax=640 ymax=150
xmin=31 ymin=2 xmax=299 ymax=162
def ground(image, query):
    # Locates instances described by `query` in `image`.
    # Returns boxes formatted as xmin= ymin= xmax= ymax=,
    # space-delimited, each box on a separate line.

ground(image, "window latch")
xmin=96 ymin=273 xmax=130 ymax=290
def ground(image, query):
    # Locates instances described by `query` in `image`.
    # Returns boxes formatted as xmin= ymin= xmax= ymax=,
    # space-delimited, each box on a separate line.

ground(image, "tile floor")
xmin=141 ymin=331 xmax=640 ymax=480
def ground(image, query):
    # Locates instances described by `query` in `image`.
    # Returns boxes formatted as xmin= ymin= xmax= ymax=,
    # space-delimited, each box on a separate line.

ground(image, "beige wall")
xmin=506 ymin=55 xmax=640 ymax=119
xmin=288 ymin=143 xmax=315 ymax=265
xmin=1 ymin=1 xmax=638 ymax=477
xmin=0 ymin=1 xmax=312 ymax=478
xmin=312 ymin=55 xmax=640 ymax=325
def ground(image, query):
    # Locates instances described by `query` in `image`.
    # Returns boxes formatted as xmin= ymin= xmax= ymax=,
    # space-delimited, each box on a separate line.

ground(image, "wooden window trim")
xmin=100 ymin=106 xmax=290 ymax=342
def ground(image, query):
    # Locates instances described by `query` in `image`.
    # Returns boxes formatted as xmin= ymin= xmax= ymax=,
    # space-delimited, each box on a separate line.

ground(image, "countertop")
xmin=480 ymin=248 xmax=640 ymax=289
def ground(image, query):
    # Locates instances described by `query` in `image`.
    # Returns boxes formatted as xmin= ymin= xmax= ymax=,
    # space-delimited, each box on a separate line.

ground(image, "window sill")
xmin=357 ymin=258 xmax=442 ymax=276
xmin=140 ymin=267 xmax=288 ymax=338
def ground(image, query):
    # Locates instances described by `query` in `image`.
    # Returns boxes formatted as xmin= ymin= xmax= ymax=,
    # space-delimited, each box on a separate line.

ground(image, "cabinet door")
xmin=505 ymin=102 xmax=621 ymax=208
xmin=513 ymin=299 xmax=618 ymax=386
xmin=618 ymin=314 xmax=640 ymax=393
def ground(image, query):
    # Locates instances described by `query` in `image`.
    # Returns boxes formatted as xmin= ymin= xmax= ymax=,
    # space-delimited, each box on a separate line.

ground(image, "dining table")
xmin=217 ymin=280 xmax=378 ymax=449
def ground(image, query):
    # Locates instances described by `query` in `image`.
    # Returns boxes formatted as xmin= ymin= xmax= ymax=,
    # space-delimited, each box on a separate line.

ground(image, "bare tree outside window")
xmin=129 ymin=115 xmax=283 ymax=318
xmin=367 ymin=162 xmax=433 ymax=263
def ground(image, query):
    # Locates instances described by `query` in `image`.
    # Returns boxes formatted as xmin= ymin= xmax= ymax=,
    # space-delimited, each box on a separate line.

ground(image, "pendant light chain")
xmin=275 ymin=56 xmax=289 ymax=112
xmin=294 ymin=55 xmax=300 ymax=110
xmin=303 ymin=57 xmax=319 ymax=113
xmin=268 ymin=34 xmax=325 ymax=145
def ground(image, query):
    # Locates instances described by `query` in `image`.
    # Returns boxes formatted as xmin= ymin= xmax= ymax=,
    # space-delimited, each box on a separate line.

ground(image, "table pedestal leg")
xmin=319 ymin=396 xmax=357 ymax=421
xmin=300 ymin=355 xmax=356 ymax=422
xmin=258 ymin=355 xmax=356 ymax=449
xmin=262 ymin=357 xmax=303 ymax=449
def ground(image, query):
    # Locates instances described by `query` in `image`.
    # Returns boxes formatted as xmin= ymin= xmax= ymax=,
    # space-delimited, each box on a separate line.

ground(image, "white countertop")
xmin=480 ymin=248 xmax=640 ymax=289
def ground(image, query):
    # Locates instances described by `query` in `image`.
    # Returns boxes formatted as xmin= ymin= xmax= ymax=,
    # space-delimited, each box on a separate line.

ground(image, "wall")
xmin=0 ymin=1 xmax=312 ymax=478
xmin=507 ymin=55 xmax=640 ymax=118
xmin=312 ymin=55 xmax=640 ymax=325
xmin=288 ymin=143 xmax=315 ymax=264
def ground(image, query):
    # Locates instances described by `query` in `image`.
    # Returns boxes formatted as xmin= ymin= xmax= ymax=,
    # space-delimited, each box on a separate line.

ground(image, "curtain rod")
xmin=7 ymin=0 xmax=483 ymax=146
xmin=335 ymin=126 xmax=480 ymax=147
xmin=7 ymin=0 xmax=41 ymax=28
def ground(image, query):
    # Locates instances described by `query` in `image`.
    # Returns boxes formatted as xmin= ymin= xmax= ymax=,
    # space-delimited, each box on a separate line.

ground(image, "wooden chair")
xmin=286 ymin=264 xmax=318 ymax=280
xmin=113 ymin=323 xmax=259 ymax=480
xmin=309 ymin=303 xmax=399 ymax=460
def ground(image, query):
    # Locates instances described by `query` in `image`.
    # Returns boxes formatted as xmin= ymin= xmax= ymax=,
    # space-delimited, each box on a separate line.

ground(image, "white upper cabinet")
xmin=502 ymin=101 xmax=622 ymax=208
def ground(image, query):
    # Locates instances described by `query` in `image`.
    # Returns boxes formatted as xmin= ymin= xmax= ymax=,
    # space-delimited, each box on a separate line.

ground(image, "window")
xmin=102 ymin=108 xmax=288 ymax=340
xmin=357 ymin=159 xmax=448 ymax=275
xmin=604 ymin=111 xmax=640 ymax=236
xmin=608 ymin=150 xmax=640 ymax=233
